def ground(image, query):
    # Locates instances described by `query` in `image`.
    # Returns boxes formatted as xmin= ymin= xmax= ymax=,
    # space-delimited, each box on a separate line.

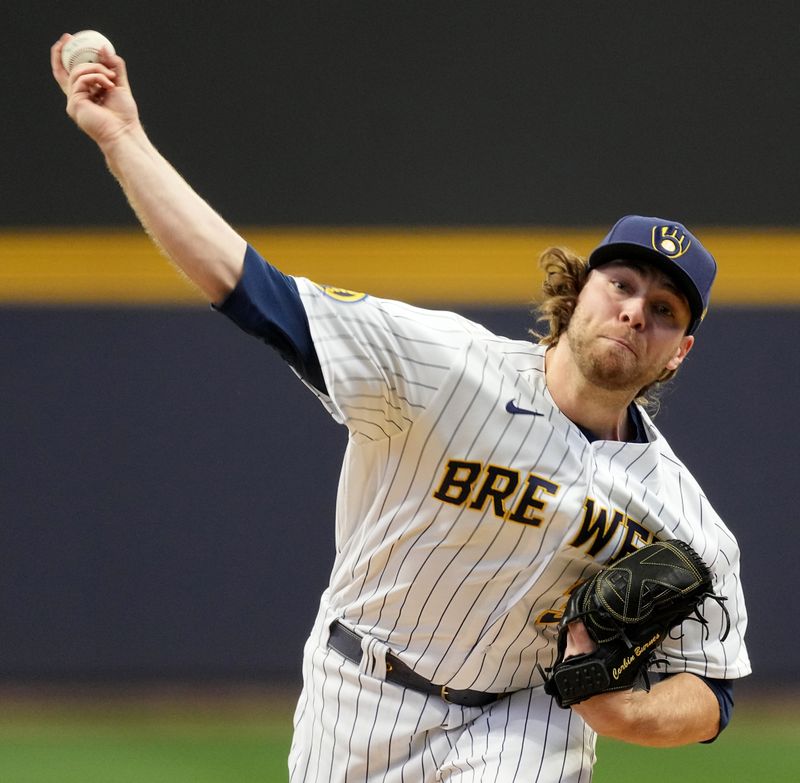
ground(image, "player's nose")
xmin=619 ymin=296 xmax=646 ymax=329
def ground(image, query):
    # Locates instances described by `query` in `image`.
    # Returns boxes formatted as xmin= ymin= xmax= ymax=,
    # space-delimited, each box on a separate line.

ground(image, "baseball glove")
xmin=542 ymin=539 xmax=729 ymax=708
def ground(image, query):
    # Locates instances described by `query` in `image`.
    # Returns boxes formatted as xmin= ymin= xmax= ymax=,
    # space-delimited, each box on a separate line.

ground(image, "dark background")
xmin=5 ymin=1 xmax=800 ymax=227
xmin=2 ymin=2 xmax=798 ymax=691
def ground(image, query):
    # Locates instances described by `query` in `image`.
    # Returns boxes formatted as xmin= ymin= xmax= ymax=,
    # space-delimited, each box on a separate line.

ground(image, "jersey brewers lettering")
xmin=294 ymin=277 xmax=748 ymax=695
xmin=433 ymin=464 xmax=655 ymax=560
xmin=433 ymin=460 xmax=559 ymax=526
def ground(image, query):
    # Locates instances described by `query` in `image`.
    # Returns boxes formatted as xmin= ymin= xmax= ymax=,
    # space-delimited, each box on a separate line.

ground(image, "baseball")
xmin=61 ymin=30 xmax=115 ymax=73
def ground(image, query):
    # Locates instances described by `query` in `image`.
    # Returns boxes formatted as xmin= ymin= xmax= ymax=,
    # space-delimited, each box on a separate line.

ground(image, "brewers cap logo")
xmin=313 ymin=282 xmax=368 ymax=303
xmin=651 ymin=225 xmax=691 ymax=259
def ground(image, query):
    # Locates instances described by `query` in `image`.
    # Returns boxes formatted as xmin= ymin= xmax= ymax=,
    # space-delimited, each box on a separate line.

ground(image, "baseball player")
xmin=52 ymin=37 xmax=750 ymax=782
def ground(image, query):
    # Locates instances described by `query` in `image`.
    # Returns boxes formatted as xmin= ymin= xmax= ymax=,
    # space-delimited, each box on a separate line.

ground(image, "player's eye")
xmin=653 ymin=302 xmax=675 ymax=318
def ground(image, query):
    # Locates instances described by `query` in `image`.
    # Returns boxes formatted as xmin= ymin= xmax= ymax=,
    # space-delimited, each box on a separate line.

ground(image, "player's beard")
xmin=565 ymin=308 xmax=665 ymax=395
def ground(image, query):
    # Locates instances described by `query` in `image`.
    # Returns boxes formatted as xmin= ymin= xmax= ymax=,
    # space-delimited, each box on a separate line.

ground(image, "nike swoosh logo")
xmin=505 ymin=399 xmax=544 ymax=416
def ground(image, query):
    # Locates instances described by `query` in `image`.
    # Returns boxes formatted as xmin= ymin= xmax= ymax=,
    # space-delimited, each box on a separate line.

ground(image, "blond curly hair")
xmin=531 ymin=247 xmax=679 ymax=410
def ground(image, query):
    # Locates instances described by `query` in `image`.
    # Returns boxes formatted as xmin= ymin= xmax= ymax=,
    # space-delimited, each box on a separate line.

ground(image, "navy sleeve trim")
xmin=699 ymin=677 xmax=734 ymax=743
xmin=213 ymin=245 xmax=327 ymax=394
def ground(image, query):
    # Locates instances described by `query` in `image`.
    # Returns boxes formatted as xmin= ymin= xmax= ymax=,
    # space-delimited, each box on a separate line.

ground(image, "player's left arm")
xmin=562 ymin=621 xmax=727 ymax=747
xmin=569 ymin=671 xmax=721 ymax=747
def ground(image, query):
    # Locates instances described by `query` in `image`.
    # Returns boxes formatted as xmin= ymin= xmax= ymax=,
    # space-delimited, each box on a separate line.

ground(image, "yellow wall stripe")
xmin=1 ymin=228 xmax=798 ymax=305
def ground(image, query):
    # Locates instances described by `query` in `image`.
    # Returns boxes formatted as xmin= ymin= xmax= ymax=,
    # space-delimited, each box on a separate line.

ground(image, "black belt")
xmin=327 ymin=620 xmax=503 ymax=708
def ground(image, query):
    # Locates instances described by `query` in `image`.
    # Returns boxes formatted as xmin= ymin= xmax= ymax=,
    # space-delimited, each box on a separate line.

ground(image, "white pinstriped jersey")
xmin=295 ymin=278 xmax=751 ymax=695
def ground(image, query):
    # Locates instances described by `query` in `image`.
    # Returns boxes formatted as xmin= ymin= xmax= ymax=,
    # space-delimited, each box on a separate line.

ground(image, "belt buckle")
xmin=440 ymin=685 xmax=452 ymax=703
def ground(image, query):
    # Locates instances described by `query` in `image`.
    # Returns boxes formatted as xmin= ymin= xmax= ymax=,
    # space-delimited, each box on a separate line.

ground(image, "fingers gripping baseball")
xmin=51 ymin=34 xmax=140 ymax=146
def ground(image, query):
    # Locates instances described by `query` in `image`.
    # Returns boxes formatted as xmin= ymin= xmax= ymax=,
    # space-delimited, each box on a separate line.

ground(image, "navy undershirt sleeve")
xmin=700 ymin=676 xmax=735 ymax=741
xmin=213 ymin=245 xmax=327 ymax=394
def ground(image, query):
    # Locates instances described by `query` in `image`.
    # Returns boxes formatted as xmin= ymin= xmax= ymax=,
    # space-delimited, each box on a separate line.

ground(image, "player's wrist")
xmin=98 ymin=119 xmax=149 ymax=160
xmin=570 ymin=689 xmax=641 ymax=738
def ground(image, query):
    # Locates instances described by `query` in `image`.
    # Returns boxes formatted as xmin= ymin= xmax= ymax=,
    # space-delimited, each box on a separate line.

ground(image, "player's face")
xmin=565 ymin=261 xmax=694 ymax=393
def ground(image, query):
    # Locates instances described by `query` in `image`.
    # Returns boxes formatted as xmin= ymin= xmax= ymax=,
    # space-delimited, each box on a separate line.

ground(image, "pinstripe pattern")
xmin=289 ymin=278 xmax=750 ymax=781
xmin=290 ymin=594 xmax=596 ymax=782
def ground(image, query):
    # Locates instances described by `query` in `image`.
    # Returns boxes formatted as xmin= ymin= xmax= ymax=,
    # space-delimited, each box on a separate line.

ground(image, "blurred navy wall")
xmin=1 ymin=305 xmax=796 ymax=685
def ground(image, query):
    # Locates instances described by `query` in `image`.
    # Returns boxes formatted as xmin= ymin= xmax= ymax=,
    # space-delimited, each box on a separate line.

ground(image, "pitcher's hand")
xmin=51 ymin=33 xmax=140 ymax=147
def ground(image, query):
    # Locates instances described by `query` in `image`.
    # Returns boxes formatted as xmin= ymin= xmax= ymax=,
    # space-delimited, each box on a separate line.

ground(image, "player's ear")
xmin=664 ymin=335 xmax=694 ymax=372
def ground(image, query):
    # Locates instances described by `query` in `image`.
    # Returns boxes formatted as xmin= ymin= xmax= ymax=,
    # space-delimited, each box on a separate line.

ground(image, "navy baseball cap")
xmin=587 ymin=215 xmax=717 ymax=334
